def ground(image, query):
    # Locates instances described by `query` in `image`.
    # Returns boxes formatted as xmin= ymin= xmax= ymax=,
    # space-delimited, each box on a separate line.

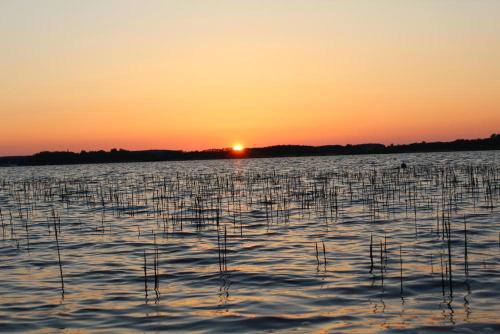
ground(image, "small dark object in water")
xmin=401 ymin=161 xmax=407 ymax=169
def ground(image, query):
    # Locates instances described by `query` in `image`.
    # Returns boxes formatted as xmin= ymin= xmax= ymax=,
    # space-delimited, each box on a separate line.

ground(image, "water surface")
xmin=0 ymin=151 xmax=499 ymax=333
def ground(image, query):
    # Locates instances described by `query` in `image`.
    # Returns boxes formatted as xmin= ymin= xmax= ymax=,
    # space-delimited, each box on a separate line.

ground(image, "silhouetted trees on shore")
xmin=1 ymin=134 xmax=498 ymax=167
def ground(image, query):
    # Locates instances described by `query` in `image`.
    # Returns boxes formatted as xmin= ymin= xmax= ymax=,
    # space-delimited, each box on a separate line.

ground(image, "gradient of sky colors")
xmin=1 ymin=0 xmax=499 ymax=156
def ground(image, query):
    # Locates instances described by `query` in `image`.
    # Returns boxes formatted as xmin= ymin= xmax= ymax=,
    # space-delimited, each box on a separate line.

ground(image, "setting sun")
xmin=232 ymin=144 xmax=244 ymax=152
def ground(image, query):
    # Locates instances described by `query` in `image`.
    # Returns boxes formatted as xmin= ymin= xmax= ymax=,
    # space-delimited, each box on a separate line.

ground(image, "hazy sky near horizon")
xmin=1 ymin=0 xmax=499 ymax=155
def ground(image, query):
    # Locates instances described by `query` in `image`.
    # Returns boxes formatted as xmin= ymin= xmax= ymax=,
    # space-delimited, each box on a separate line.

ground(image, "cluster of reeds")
xmin=51 ymin=208 xmax=64 ymax=296
xmin=315 ymin=241 xmax=327 ymax=270
xmin=143 ymin=231 xmax=161 ymax=303
xmin=0 ymin=161 xmax=498 ymax=299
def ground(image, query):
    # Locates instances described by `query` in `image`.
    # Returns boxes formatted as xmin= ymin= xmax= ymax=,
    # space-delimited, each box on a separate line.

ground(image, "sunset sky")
xmin=1 ymin=0 xmax=499 ymax=156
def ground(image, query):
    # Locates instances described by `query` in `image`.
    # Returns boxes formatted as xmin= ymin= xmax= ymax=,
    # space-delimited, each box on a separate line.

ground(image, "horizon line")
xmin=2 ymin=133 xmax=498 ymax=159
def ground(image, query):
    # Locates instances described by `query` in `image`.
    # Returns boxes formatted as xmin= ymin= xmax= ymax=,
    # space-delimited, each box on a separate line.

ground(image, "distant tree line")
xmin=1 ymin=134 xmax=498 ymax=167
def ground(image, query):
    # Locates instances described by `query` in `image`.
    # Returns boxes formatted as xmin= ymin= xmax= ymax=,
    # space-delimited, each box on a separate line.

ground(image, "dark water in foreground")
xmin=0 ymin=151 xmax=499 ymax=333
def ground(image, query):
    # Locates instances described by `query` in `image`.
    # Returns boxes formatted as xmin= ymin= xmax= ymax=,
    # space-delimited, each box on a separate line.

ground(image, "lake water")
xmin=0 ymin=151 xmax=499 ymax=333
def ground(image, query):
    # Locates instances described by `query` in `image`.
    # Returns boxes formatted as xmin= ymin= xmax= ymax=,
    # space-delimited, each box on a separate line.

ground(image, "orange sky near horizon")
xmin=1 ymin=1 xmax=499 ymax=156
